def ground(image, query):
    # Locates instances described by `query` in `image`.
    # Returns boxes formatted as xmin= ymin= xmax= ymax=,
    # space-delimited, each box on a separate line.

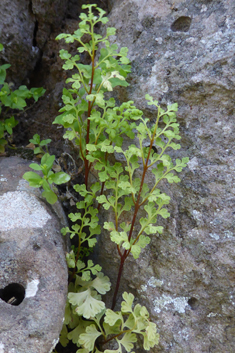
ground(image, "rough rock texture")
xmin=94 ymin=1 xmax=235 ymax=352
xmin=0 ymin=157 xmax=68 ymax=353
xmin=0 ymin=0 xmax=68 ymax=84
xmin=1 ymin=0 xmax=235 ymax=352
xmin=1 ymin=0 xmax=109 ymax=162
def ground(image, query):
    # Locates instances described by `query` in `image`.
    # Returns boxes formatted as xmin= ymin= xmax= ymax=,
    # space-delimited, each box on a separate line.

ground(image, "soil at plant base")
xmin=3 ymin=0 xmax=109 ymax=352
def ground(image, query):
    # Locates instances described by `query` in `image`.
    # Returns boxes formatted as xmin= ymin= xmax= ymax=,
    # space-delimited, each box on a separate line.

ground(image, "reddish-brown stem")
xmin=101 ymin=329 xmax=131 ymax=346
xmin=97 ymin=149 xmax=110 ymax=210
xmin=111 ymin=135 xmax=155 ymax=309
xmin=111 ymin=254 xmax=126 ymax=310
xmin=117 ymin=244 xmax=122 ymax=257
xmin=84 ymin=47 xmax=95 ymax=188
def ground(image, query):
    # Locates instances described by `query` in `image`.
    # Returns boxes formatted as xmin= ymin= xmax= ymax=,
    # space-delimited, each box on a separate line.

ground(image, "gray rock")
xmin=94 ymin=1 xmax=235 ymax=352
xmin=0 ymin=156 xmax=68 ymax=353
xmin=0 ymin=0 xmax=68 ymax=84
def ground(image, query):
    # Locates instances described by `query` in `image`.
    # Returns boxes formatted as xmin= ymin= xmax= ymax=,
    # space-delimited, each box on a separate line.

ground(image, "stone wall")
xmin=0 ymin=0 xmax=235 ymax=351
xmin=0 ymin=0 xmax=68 ymax=84
xmin=94 ymin=0 xmax=235 ymax=352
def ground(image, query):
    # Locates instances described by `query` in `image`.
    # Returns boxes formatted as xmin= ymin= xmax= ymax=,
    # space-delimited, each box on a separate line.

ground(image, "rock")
xmin=0 ymin=0 xmax=109 ymax=159
xmin=0 ymin=0 xmax=68 ymax=84
xmin=0 ymin=156 xmax=68 ymax=353
xmin=94 ymin=1 xmax=235 ymax=352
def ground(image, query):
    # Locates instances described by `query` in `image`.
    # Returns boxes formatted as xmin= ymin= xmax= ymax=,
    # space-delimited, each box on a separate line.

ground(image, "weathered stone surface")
xmin=94 ymin=1 xmax=235 ymax=352
xmin=0 ymin=156 xmax=68 ymax=353
xmin=0 ymin=0 xmax=68 ymax=84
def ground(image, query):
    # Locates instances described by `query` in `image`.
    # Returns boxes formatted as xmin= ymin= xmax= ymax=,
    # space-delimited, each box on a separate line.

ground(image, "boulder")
xmin=0 ymin=0 xmax=68 ymax=84
xmin=94 ymin=1 xmax=235 ymax=352
xmin=0 ymin=156 xmax=68 ymax=353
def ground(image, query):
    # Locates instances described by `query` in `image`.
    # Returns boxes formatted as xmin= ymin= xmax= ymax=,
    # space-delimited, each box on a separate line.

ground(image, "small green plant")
xmin=28 ymin=133 xmax=52 ymax=155
xmin=24 ymin=4 xmax=189 ymax=352
xmin=23 ymin=134 xmax=70 ymax=204
xmin=0 ymin=43 xmax=45 ymax=153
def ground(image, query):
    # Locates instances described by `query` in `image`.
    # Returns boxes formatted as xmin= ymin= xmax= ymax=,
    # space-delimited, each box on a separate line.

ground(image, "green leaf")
xmin=169 ymin=142 xmax=181 ymax=150
xmin=63 ymin=129 xmax=77 ymax=140
xmin=96 ymin=195 xmax=111 ymax=210
xmin=106 ymin=27 xmax=116 ymax=36
xmin=145 ymin=94 xmax=158 ymax=106
xmin=103 ymin=221 xmax=115 ymax=232
xmin=86 ymin=144 xmax=97 ymax=152
xmin=144 ymin=224 xmax=163 ymax=235
xmin=104 ymin=309 xmax=122 ymax=326
xmin=76 ymin=259 xmax=86 ymax=271
xmin=63 ymin=114 xmax=76 ymax=124
xmin=67 ymin=317 xmax=92 ymax=344
xmin=76 ymin=349 xmax=90 ymax=353
xmin=154 ymin=137 xmax=165 ymax=149
xmin=79 ymin=325 xmax=102 ymax=351
xmin=63 ymin=60 xmax=74 ymax=70
xmin=0 ymin=64 xmax=11 ymax=84
xmin=68 ymin=288 xmax=105 ymax=319
xmin=61 ymin=227 xmax=70 ymax=236
xmin=90 ymin=182 xmax=101 ymax=194
xmin=23 ymin=171 xmax=42 ymax=187
xmin=164 ymin=173 xmax=181 ymax=183
xmin=110 ymin=230 xmax=129 ymax=248
xmin=119 ymin=332 xmax=137 ymax=352
xmin=167 ymin=102 xmax=178 ymax=111
xmin=56 ymin=33 xmax=70 ymax=40
xmin=88 ymin=261 xmax=102 ymax=275
xmin=103 ymin=320 xmax=122 ymax=337
xmin=4 ymin=116 xmax=18 ymax=135
xmin=158 ymin=208 xmax=170 ymax=218
xmin=119 ymin=56 xmax=130 ymax=64
xmin=30 ymin=134 xmax=41 ymax=145
xmin=74 ymin=184 xmax=88 ymax=197
xmin=30 ymin=87 xmax=46 ymax=102
xmin=29 ymin=163 xmax=42 ymax=171
xmin=82 ymin=271 xmax=92 ymax=281
xmin=119 ymin=47 xmax=128 ymax=56
xmin=88 ymin=238 xmax=97 ymax=247
xmin=143 ymin=322 xmax=160 ymax=350
xmin=49 ymin=171 xmax=71 ymax=185
xmin=41 ymin=153 xmax=55 ymax=172
xmin=59 ymin=324 xmax=69 ymax=347
xmin=87 ymin=92 xmax=105 ymax=107
xmin=9 ymin=92 xmax=27 ymax=109
xmin=0 ymin=139 xmax=7 ymax=153
xmin=42 ymin=189 xmax=58 ymax=204
xmin=40 ymin=138 xmax=51 ymax=146
xmin=33 ymin=147 xmax=41 ymax=154
xmin=91 ymin=272 xmax=111 ymax=295
xmin=160 ymin=154 xmax=172 ymax=167
xmin=121 ymin=292 xmax=134 ymax=313
xmin=59 ymin=49 xmax=71 ymax=60
xmin=137 ymin=234 xmax=150 ymax=248
xmin=131 ymin=244 xmax=141 ymax=259
xmin=66 ymin=251 xmax=76 ymax=268
xmin=124 ymin=313 xmax=135 ymax=331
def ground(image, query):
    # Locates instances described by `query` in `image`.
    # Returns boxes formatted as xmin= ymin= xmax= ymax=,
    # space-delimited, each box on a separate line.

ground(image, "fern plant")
xmin=24 ymin=4 xmax=188 ymax=352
